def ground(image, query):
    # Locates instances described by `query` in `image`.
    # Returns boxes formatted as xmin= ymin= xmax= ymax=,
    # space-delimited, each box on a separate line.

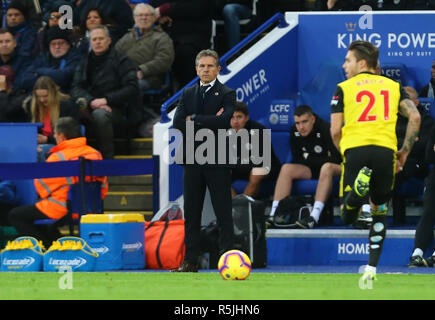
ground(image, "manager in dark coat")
xmin=172 ymin=49 xmax=235 ymax=272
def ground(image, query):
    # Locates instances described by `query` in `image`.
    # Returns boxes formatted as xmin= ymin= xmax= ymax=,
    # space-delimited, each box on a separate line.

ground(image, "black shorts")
xmin=340 ymin=145 xmax=396 ymax=205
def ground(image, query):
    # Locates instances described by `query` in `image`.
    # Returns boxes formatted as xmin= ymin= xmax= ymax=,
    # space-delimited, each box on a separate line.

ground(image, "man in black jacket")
xmin=392 ymin=86 xmax=434 ymax=224
xmin=419 ymin=58 xmax=435 ymax=98
xmin=172 ymin=49 xmax=235 ymax=272
xmin=269 ymin=105 xmax=342 ymax=228
xmin=70 ymin=24 xmax=140 ymax=159
xmin=408 ymin=122 xmax=435 ymax=267
xmin=230 ymin=101 xmax=281 ymax=198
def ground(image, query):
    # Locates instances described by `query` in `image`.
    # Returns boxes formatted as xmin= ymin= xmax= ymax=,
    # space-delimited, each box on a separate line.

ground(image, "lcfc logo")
xmin=345 ymin=22 xmax=357 ymax=32
xmin=269 ymin=113 xmax=279 ymax=125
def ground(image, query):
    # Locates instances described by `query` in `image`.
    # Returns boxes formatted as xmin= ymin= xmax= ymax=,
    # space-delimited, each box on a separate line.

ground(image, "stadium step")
xmin=104 ymin=191 xmax=153 ymax=212
xmin=103 ymin=211 xmax=153 ymax=221
xmin=114 ymin=138 xmax=152 ymax=156
xmin=104 ymin=138 xmax=154 ymax=216
xmin=107 ymin=175 xmax=152 ymax=192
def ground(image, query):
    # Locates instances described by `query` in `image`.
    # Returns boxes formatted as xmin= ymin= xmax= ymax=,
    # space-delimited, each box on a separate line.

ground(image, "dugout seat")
xmin=420 ymin=97 xmax=435 ymax=120
xmin=381 ymin=63 xmax=416 ymax=88
xmin=230 ymin=98 xmax=338 ymax=225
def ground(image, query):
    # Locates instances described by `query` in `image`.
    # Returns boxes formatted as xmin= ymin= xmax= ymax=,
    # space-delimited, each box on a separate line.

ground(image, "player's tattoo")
xmin=399 ymin=99 xmax=420 ymax=153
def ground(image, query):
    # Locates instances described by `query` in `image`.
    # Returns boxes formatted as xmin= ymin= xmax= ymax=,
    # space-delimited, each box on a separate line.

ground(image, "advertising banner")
xmin=298 ymin=12 xmax=435 ymax=121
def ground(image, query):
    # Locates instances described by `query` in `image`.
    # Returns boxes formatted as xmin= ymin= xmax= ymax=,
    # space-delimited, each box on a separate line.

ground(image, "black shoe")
xmin=408 ymin=255 xmax=428 ymax=267
xmin=296 ymin=215 xmax=317 ymax=229
xmin=353 ymin=211 xmax=372 ymax=229
xmin=171 ymin=261 xmax=198 ymax=272
xmin=425 ymin=256 xmax=435 ymax=267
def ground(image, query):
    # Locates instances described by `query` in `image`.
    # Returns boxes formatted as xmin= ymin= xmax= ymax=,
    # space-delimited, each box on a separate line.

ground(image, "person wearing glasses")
xmin=34 ymin=2 xmax=70 ymax=55
xmin=15 ymin=25 xmax=82 ymax=94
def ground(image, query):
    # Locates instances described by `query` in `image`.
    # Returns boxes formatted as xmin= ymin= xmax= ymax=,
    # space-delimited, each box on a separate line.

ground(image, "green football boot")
xmin=354 ymin=166 xmax=372 ymax=197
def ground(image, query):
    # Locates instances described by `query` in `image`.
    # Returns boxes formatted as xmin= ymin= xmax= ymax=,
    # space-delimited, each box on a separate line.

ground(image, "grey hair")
xmin=89 ymin=24 xmax=110 ymax=38
xmin=133 ymin=3 xmax=155 ymax=16
xmin=55 ymin=117 xmax=82 ymax=139
xmin=195 ymin=49 xmax=220 ymax=67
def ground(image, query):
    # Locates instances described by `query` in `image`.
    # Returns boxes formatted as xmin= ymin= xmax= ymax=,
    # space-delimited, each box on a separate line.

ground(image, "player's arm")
xmin=330 ymin=113 xmax=343 ymax=152
xmin=330 ymin=86 xmax=344 ymax=152
xmin=397 ymin=98 xmax=421 ymax=167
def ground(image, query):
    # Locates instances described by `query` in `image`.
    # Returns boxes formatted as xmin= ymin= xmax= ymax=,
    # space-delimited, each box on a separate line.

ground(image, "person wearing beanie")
xmin=6 ymin=0 xmax=37 ymax=58
xmin=34 ymin=1 xmax=71 ymax=56
xmin=15 ymin=25 xmax=82 ymax=93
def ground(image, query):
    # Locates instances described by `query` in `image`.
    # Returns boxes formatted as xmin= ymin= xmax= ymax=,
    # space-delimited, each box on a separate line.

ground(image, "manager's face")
xmin=196 ymin=56 xmax=220 ymax=84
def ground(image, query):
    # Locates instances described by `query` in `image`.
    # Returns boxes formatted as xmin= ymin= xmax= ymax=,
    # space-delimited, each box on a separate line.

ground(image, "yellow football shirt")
xmin=331 ymin=72 xmax=408 ymax=154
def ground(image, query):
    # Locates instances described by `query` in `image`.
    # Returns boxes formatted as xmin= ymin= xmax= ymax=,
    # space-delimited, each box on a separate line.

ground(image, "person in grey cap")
xmin=15 ymin=25 xmax=82 ymax=94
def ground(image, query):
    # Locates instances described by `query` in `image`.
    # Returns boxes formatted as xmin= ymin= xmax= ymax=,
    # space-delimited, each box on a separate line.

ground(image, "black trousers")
xmin=414 ymin=169 xmax=435 ymax=251
xmin=0 ymin=202 xmax=16 ymax=226
xmin=8 ymin=205 xmax=61 ymax=249
xmin=183 ymin=165 xmax=234 ymax=265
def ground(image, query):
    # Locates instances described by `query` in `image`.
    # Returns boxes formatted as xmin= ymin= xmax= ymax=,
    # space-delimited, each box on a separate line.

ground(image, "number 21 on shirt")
xmin=356 ymin=89 xmax=390 ymax=122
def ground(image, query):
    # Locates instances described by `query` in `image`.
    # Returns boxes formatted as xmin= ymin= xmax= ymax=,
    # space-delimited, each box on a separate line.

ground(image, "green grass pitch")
xmin=0 ymin=272 xmax=434 ymax=300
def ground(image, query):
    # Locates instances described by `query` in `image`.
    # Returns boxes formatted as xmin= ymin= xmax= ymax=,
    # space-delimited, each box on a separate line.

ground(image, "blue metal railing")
xmin=159 ymin=12 xmax=289 ymax=123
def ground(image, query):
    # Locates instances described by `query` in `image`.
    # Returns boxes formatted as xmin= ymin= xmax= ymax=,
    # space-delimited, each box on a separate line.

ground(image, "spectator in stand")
xmin=408 ymin=122 xmax=435 ymax=267
xmin=23 ymin=76 xmax=79 ymax=162
xmin=42 ymin=0 xmax=80 ymax=25
xmin=214 ymin=1 xmax=252 ymax=51
xmin=268 ymin=105 xmax=342 ymax=227
xmin=8 ymin=116 xmax=108 ymax=249
xmin=392 ymin=86 xmax=434 ymax=225
xmin=6 ymin=0 xmax=37 ymax=58
xmin=0 ymin=65 xmax=29 ymax=122
xmin=16 ymin=26 xmax=82 ymax=94
xmin=150 ymin=0 xmax=213 ymax=89
xmin=74 ymin=6 xmax=109 ymax=55
xmin=70 ymin=24 xmax=140 ymax=159
xmin=229 ymin=101 xmax=281 ymax=198
xmin=115 ymin=3 xmax=174 ymax=93
xmin=75 ymin=0 xmax=134 ymax=44
xmin=0 ymin=28 xmax=30 ymax=86
xmin=419 ymin=58 xmax=435 ymax=98
xmin=33 ymin=1 xmax=70 ymax=56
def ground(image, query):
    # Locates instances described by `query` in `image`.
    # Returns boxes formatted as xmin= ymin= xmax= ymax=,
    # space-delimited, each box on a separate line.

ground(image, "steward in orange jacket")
xmin=34 ymin=136 xmax=108 ymax=219
xmin=9 ymin=117 xmax=108 ymax=248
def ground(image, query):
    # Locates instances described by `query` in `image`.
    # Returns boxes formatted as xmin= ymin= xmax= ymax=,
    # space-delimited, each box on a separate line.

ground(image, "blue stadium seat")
xmin=420 ymin=97 xmax=435 ymax=120
xmin=381 ymin=63 xmax=416 ymax=88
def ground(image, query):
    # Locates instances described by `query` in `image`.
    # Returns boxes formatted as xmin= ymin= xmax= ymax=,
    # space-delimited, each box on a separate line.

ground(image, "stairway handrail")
xmin=159 ymin=12 xmax=288 ymax=123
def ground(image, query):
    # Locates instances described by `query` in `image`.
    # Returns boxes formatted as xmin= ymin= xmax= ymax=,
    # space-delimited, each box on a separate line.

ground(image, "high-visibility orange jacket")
xmin=34 ymin=137 xmax=109 ymax=219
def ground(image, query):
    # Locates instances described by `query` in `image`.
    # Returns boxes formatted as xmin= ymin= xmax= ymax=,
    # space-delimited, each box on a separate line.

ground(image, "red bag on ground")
xmin=144 ymin=219 xmax=185 ymax=269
